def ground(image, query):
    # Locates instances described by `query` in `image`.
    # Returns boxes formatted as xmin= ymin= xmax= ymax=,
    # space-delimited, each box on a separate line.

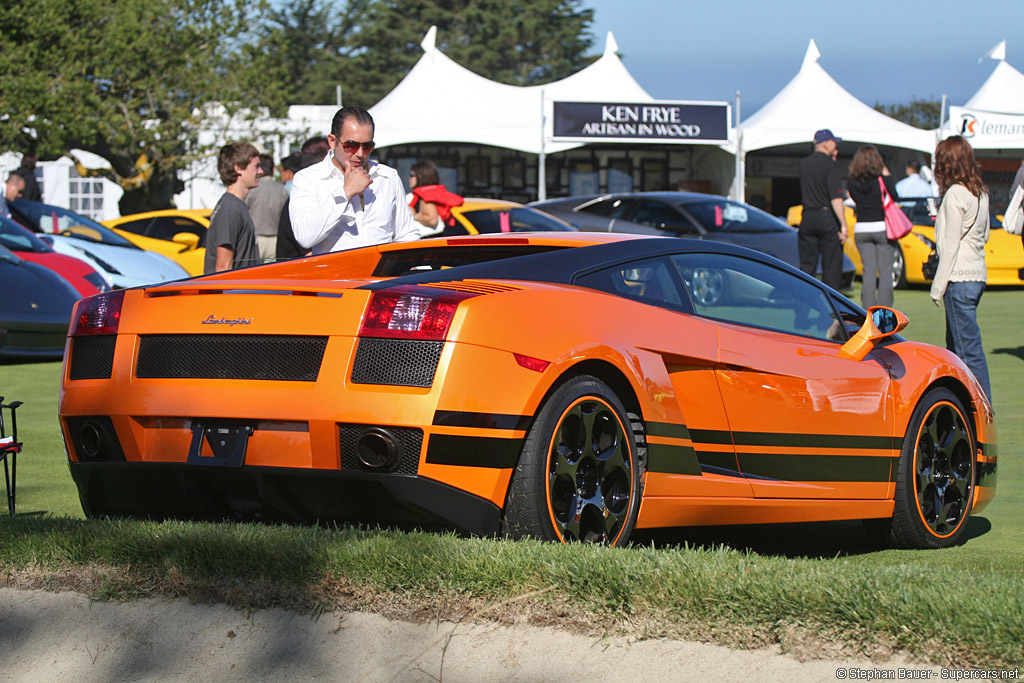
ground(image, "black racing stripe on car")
xmin=646 ymin=442 xmax=701 ymax=476
xmin=425 ymin=434 xmax=522 ymax=469
xmin=696 ymin=451 xmax=742 ymax=477
xmin=737 ymin=452 xmax=894 ymax=483
xmin=689 ymin=428 xmax=733 ymax=445
xmin=646 ymin=422 xmax=692 ymax=440
xmin=980 ymin=441 xmax=996 ymax=459
xmin=732 ymin=432 xmax=895 ymax=450
xmin=432 ymin=410 xmax=532 ymax=431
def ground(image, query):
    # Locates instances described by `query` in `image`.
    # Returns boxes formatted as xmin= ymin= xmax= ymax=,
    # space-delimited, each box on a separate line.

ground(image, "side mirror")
xmin=839 ymin=306 xmax=909 ymax=361
xmin=172 ymin=232 xmax=200 ymax=251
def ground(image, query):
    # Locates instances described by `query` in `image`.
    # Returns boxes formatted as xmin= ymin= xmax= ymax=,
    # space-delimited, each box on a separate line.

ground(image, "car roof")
xmin=364 ymin=233 xmax=805 ymax=290
xmin=105 ymin=209 xmax=212 ymax=224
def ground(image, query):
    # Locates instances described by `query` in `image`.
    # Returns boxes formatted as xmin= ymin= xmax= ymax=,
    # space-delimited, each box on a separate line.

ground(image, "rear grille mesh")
xmin=137 ymin=334 xmax=327 ymax=381
xmin=69 ymin=335 xmax=116 ymax=380
xmin=351 ymin=338 xmax=443 ymax=387
xmin=339 ymin=424 xmax=422 ymax=475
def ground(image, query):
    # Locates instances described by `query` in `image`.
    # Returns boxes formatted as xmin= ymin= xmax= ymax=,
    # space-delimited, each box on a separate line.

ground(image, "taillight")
xmin=71 ymin=290 xmax=125 ymax=336
xmin=359 ymin=285 xmax=477 ymax=341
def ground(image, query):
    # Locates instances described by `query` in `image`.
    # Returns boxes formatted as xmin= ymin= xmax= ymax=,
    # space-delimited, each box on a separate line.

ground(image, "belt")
xmin=803 ymin=206 xmax=830 ymax=211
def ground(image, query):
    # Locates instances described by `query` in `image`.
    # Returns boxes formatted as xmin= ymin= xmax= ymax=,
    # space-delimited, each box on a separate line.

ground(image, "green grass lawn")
xmin=1 ymin=284 xmax=1022 ymax=666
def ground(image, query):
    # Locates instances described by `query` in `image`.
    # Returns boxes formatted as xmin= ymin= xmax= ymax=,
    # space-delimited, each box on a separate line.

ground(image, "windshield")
xmin=681 ymin=199 xmax=791 ymax=234
xmin=11 ymin=200 xmax=139 ymax=249
xmin=0 ymin=216 xmax=51 ymax=253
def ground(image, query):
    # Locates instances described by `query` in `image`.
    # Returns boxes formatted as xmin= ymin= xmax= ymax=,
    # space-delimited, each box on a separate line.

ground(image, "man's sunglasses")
xmin=340 ymin=140 xmax=375 ymax=153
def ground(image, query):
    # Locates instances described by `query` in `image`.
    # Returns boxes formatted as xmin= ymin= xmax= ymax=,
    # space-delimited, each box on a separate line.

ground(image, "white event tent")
xmin=734 ymin=40 xmax=935 ymax=201
xmin=941 ymin=41 xmax=1024 ymax=149
xmin=370 ymin=26 xmax=654 ymax=156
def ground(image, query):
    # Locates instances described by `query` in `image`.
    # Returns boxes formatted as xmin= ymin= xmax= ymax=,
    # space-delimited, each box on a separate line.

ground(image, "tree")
xmin=875 ymin=98 xmax=944 ymax=131
xmin=0 ymin=0 xmax=288 ymax=213
xmin=257 ymin=0 xmax=596 ymax=109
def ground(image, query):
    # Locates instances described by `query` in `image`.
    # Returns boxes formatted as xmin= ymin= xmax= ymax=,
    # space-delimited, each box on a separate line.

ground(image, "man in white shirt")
xmin=895 ymin=161 xmax=934 ymax=198
xmin=289 ymin=107 xmax=418 ymax=254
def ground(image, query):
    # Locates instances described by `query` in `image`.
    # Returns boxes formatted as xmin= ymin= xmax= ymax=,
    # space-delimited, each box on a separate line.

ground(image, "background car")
xmin=0 ymin=244 xmax=78 ymax=359
xmin=787 ymin=200 xmax=1023 ymax=288
xmin=60 ymin=233 xmax=994 ymax=551
xmin=444 ymin=198 xmax=577 ymax=236
xmin=103 ymin=209 xmax=211 ymax=276
xmin=9 ymin=200 xmax=191 ymax=288
xmin=0 ymin=216 xmax=108 ymax=297
xmin=532 ymin=192 xmax=855 ymax=288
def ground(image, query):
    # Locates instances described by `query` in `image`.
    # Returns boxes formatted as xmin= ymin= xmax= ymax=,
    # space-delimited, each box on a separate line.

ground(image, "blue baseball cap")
xmin=814 ymin=129 xmax=841 ymax=144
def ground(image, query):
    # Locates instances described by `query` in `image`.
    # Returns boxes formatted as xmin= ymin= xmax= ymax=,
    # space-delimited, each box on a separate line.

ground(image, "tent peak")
xmin=980 ymin=39 xmax=1006 ymax=63
xmin=603 ymin=31 xmax=619 ymax=56
xmin=420 ymin=26 xmax=437 ymax=53
xmin=801 ymin=39 xmax=821 ymax=70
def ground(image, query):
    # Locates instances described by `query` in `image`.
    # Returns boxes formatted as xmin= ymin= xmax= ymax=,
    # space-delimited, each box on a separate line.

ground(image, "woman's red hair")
xmin=934 ymin=136 xmax=987 ymax=197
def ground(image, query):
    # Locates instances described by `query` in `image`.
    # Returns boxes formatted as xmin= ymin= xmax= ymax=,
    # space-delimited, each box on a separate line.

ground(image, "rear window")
xmin=373 ymin=245 xmax=564 ymax=277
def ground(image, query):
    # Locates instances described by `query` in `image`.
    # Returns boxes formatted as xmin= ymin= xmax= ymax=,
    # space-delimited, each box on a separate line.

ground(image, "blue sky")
xmin=583 ymin=0 xmax=1013 ymax=115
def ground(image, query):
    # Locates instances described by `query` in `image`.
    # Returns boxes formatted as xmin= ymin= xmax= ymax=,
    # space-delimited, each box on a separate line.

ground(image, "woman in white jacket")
xmin=930 ymin=136 xmax=991 ymax=401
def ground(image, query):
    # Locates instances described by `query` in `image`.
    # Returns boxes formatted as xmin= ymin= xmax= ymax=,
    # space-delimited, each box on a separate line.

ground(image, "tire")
xmin=889 ymin=388 xmax=975 ymax=549
xmin=892 ymin=245 xmax=908 ymax=289
xmin=502 ymin=376 xmax=642 ymax=546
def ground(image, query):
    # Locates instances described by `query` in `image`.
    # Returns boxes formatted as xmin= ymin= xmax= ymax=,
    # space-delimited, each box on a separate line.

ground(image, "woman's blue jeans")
xmin=944 ymin=280 xmax=991 ymax=401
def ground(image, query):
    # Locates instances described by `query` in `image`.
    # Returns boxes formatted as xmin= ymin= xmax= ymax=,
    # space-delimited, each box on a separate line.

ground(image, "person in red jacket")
xmin=408 ymin=160 xmax=463 ymax=237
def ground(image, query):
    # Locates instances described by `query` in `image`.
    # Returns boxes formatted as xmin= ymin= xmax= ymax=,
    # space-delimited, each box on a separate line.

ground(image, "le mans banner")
xmin=553 ymin=101 xmax=730 ymax=144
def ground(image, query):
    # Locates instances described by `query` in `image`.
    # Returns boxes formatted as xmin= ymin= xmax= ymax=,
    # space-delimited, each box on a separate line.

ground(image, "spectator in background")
xmin=280 ymin=152 xmax=302 ymax=192
xmin=798 ymin=129 xmax=848 ymax=290
xmin=245 ymin=153 xmax=289 ymax=262
xmin=14 ymin=154 xmax=41 ymax=202
xmin=847 ymin=145 xmax=898 ymax=308
xmin=289 ymin=106 xmax=418 ymax=253
xmin=276 ymin=136 xmax=330 ymax=260
xmin=1010 ymin=160 xmax=1024 ymax=249
xmin=408 ymin=160 xmax=463 ymax=238
xmin=895 ymin=160 xmax=934 ymax=198
xmin=1 ymin=173 xmax=25 ymax=219
xmin=930 ymin=135 xmax=992 ymax=402
xmin=204 ymin=142 xmax=262 ymax=274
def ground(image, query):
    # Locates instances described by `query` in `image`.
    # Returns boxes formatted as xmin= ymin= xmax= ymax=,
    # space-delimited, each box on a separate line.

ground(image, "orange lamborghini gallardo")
xmin=59 ymin=233 xmax=996 ymax=549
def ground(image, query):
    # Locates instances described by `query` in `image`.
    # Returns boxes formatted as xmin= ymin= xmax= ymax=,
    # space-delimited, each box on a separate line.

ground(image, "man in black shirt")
xmin=798 ymin=129 xmax=848 ymax=290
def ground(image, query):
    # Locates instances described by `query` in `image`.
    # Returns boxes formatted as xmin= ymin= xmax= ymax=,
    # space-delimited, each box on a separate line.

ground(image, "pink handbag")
xmin=879 ymin=177 xmax=913 ymax=240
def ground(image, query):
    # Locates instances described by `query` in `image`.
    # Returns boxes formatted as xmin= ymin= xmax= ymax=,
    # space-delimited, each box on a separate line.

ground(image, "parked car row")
xmin=787 ymin=199 xmax=1024 ymax=288
xmin=530 ymin=192 xmax=857 ymax=289
xmin=1 ymin=200 xmax=190 ymax=359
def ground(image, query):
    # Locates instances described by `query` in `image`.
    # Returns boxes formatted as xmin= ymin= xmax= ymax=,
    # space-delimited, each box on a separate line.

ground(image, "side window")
xmin=149 ymin=217 xmax=206 ymax=243
xmin=583 ymin=197 xmax=635 ymax=219
xmin=629 ymin=201 xmax=695 ymax=234
xmin=112 ymin=218 xmax=152 ymax=237
xmin=670 ymin=252 xmax=844 ymax=341
xmin=575 ymin=257 xmax=685 ymax=310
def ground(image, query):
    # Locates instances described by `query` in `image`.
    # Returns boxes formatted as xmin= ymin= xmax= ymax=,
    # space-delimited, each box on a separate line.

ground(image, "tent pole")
xmin=539 ymin=89 xmax=547 ymax=202
xmin=734 ymin=90 xmax=744 ymax=203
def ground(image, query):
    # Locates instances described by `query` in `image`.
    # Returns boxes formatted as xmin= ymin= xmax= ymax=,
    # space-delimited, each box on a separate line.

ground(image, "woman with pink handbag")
xmin=847 ymin=145 xmax=899 ymax=307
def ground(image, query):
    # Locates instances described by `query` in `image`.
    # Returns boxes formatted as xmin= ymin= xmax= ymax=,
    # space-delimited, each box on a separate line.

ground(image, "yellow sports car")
xmin=103 ymin=209 xmax=211 ymax=276
xmin=787 ymin=201 xmax=1024 ymax=288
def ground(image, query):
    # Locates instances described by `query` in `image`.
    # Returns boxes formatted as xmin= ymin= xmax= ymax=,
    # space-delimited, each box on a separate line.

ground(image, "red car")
xmin=0 ymin=216 xmax=108 ymax=297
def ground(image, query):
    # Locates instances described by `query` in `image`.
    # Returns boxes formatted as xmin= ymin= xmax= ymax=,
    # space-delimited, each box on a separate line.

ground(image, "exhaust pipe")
xmin=355 ymin=428 xmax=401 ymax=471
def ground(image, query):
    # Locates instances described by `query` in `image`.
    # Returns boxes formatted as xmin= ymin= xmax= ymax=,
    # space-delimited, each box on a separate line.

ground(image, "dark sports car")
xmin=531 ymin=192 xmax=856 ymax=288
xmin=0 ymin=244 xmax=78 ymax=359
xmin=59 ymin=233 xmax=995 ymax=548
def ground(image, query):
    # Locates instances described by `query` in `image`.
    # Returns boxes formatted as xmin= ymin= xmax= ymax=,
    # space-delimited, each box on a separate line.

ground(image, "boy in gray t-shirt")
xmin=204 ymin=142 xmax=263 ymax=274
